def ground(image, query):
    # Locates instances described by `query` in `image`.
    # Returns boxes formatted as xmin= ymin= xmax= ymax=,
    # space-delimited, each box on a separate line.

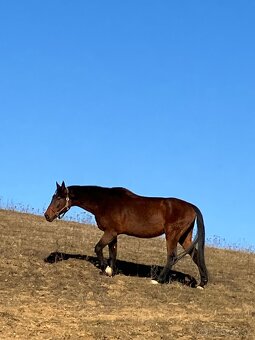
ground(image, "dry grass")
xmin=0 ymin=209 xmax=254 ymax=339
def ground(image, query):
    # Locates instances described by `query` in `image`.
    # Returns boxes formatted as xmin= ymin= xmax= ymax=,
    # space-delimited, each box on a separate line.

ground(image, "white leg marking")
xmin=196 ymin=285 xmax=204 ymax=290
xmin=151 ymin=279 xmax=159 ymax=285
xmin=105 ymin=266 xmax=113 ymax=277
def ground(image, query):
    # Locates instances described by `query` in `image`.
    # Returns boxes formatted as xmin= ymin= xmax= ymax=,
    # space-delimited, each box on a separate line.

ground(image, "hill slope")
xmin=0 ymin=209 xmax=254 ymax=339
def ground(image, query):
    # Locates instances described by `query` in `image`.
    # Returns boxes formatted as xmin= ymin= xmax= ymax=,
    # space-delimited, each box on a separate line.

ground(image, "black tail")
xmin=192 ymin=205 xmax=208 ymax=287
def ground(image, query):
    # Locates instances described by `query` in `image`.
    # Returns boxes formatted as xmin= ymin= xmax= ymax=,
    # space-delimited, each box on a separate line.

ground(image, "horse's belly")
xmin=124 ymin=222 xmax=165 ymax=238
xmin=119 ymin=206 xmax=165 ymax=237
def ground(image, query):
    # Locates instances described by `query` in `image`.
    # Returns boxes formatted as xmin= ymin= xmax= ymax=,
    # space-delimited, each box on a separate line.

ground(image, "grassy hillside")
xmin=0 ymin=209 xmax=254 ymax=339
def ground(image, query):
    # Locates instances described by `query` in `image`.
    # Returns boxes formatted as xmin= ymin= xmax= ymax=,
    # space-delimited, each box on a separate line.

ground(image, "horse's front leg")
xmin=94 ymin=231 xmax=117 ymax=275
xmin=108 ymin=237 xmax=118 ymax=276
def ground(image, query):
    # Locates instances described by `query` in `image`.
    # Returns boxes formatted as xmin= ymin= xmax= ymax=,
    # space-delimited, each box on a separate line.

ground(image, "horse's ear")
xmin=56 ymin=181 xmax=66 ymax=195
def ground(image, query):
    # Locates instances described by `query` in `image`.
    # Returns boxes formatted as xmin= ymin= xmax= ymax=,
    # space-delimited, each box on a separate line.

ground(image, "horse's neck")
xmin=69 ymin=186 xmax=103 ymax=214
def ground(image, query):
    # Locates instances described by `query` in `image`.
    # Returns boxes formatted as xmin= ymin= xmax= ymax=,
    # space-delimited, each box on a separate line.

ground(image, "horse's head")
xmin=44 ymin=181 xmax=70 ymax=222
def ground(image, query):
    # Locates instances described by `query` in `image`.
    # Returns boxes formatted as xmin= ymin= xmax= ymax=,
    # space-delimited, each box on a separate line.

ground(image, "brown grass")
xmin=0 ymin=209 xmax=254 ymax=339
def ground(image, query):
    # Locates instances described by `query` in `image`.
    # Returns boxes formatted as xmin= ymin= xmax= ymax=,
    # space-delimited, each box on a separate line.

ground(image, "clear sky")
xmin=1 ymin=1 xmax=254 ymax=249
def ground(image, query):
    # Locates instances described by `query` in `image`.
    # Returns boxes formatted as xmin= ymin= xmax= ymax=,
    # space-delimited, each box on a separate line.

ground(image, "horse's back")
xmin=107 ymin=187 xmax=196 ymax=219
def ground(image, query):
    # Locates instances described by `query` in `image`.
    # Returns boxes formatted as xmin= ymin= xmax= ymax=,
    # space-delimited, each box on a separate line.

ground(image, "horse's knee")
xmin=95 ymin=243 xmax=102 ymax=255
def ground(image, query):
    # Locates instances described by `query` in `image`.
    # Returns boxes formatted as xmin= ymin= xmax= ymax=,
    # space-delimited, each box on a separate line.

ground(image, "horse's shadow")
xmin=44 ymin=252 xmax=197 ymax=288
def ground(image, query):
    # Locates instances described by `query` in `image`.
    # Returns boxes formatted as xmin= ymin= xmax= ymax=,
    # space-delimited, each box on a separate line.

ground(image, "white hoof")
xmin=105 ymin=266 xmax=113 ymax=277
xmin=196 ymin=285 xmax=204 ymax=290
xmin=151 ymin=279 xmax=159 ymax=285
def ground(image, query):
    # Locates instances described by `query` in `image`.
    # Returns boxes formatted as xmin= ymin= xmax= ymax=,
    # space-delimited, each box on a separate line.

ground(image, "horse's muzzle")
xmin=44 ymin=213 xmax=54 ymax=222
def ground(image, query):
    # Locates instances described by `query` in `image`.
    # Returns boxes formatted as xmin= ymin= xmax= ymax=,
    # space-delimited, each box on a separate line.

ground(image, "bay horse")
xmin=44 ymin=181 xmax=208 ymax=288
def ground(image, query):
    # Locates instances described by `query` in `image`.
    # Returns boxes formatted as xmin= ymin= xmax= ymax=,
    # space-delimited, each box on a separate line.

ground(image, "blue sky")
xmin=0 ymin=1 xmax=254 ymax=249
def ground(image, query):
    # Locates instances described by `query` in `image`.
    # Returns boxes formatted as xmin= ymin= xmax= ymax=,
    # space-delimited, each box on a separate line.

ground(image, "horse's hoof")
xmin=151 ymin=279 xmax=159 ymax=285
xmin=105 ymin=266 xmax=113 ymax=277
xmin=196 ymin=285 xmax=204 ymax=290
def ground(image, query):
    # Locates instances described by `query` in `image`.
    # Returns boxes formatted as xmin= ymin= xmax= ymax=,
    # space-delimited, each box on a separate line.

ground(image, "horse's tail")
xmin=191 ymin=205 xmax=208 ymax=287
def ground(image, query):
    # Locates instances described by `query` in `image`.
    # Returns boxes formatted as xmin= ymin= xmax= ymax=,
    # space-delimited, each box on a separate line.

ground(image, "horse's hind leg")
xmin=179 ymin=222 xmax=197 ymax=257
xmin=179 ymin=224 xmax=207 ymax=288
xmin=157 ymin=231 xmax=178 ymax=284
xmin=95 ymin=231 xmax=117 ymax=274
